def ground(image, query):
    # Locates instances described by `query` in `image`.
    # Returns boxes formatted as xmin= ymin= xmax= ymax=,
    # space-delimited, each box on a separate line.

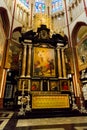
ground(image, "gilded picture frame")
xmin=0 ymin=22 xmax=6 ymax=67
xmin=49 ymin=80 xmax=59 ymax=91
xmin=64 ymin=47 xmax=74 ymax=74
xmin=32 ymin=47 xmax=56 ymax=77
xmin=5 ymin=39 xmax=22 ymax=70
xmin=60 ymin=79 xmax=70 ymax=91
xmin=31 ymin=80 xmax=41 ymax=91
xmin=76 ymin=36 xmax=87 ymax=71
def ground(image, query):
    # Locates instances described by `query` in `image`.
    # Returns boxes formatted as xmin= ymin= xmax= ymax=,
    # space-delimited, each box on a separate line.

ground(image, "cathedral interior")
xmin=0 ymin=0 xmax=87 ymax=129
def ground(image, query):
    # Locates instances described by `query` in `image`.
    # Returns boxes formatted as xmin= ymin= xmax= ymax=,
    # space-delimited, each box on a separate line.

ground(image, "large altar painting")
xmin=0 ymin=22 xmax=6 ymax=67
xmin=33 ymin=47 xmax=56 ymax=77
xmin=5 ymin=40 xmax=22 ymax=70
xmin=76 ymin=37 xmax=87 ymax=71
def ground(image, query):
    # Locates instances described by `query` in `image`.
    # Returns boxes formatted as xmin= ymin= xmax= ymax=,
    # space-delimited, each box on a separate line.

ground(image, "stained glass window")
xmin=35 ymin=0 xmax=45 ymax=13
xmin=19 ymin=0 xmax=29 ymax=8
xmin=51 ymin=0 xmax=63 ymax=13
xmin=69 ymin=0 xmax=73 ymax=3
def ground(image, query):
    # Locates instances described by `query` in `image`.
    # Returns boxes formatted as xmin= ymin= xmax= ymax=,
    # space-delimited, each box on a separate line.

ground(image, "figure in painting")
xmin=34 ymin=58 xmax=55 ymax=76
xmin=31 ymin=82 xmax=39 ymax=91
xmin=33 ymin=47 xmax=55 ymax=77
xmin=50 ymin=81 xmax=58 ymax=91
xmin=47 ymin=58 xmax=54 ymax=75
xmin=31 ymin=83 xmax=37 ymax=91
xmin=34 ymin=61 xmax=42 ymax=75
xmin=62 ymin=81 xmax=69 ymax=91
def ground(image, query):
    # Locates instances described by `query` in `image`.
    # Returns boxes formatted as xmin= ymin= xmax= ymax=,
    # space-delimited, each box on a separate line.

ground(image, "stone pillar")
xmin=26 ymin=44 xmax=32 ymax=77
xmin=30 ymin=3 xmax=33 ymax=27
xmin=16 ymin=4 xmax=20 ymax=19
xmin=26 ymin=12 xmax=30 ymax=27
xmin=19 ymin=7 xmax=23 ymax=22
xmin=57 ymin=46 xmax=62 ymax=78
xmin=61 ymin=49 xmax=67 ymax=78
xmin=21 ymin=44 xmax=27 ymax=77
xmin=23 ymin=10 xmax=26 ymax=26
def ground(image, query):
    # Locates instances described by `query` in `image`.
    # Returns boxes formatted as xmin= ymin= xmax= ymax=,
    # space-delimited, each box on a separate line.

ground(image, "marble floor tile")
xmin=1 ymin=110 xmax=87 ymax=130
xmin=0 ymin=111 xmax=14 ymax=130
xmin=0 ymin=119 xmax=10 ymax=130
xmin=0 ymin=111 xmax=13 ymax=118
xmin=31 ymin=128 xmax=65 ymax=130
xmin=15 ymin=116 xmax=87 ymax=130
xmin=74 ymin=126 xmax=87 ymax=130
xmin=16 ymin=116 xmax=87 ymax=127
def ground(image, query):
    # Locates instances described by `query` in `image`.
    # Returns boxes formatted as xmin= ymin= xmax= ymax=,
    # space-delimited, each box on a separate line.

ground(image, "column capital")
xmin=56 ymin=43 xmax=64 ymax=48
xmin=28 ymin=44 xmax=32 ymax=48
xmin=23 ymin=44 xmax=27 ymax=47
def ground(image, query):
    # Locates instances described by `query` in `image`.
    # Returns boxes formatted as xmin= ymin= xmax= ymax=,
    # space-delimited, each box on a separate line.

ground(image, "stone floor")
xmin=0 ymin=110 xmax=87 ymax=130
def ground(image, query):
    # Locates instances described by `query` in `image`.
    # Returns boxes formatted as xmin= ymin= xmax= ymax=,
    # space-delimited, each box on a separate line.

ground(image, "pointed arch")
xmin=0 ymin=7 xmax=10 ymax=37
xmin=71 ymin=22 xmax=87 ymax=46
xmin=12 ymin=26 xmax=22 ymax=41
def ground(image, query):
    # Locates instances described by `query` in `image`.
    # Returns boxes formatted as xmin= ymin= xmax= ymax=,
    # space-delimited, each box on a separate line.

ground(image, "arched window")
xmin=35 ymin=0 xmax=45 ymax=13
xmin=19 ymin=0 xmax=29 ymax=8
xmin=69 ymin=0 xmax=73 ymax=3
xmin=51 ymin=0 xmax=63 ymax=13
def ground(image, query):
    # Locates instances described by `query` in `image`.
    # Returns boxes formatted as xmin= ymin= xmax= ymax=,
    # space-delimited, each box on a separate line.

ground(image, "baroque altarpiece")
xmin=17 ymin=22 xmax=72 ymax=110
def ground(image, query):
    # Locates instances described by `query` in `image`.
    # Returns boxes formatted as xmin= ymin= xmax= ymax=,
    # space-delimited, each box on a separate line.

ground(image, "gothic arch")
xmin=0 ymin=7 xmax=10 ymax=37
xmin=12 ymin=26 xmax=22 ymax=41
xmin=71 ymin=22 xmax=87 ymax=46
